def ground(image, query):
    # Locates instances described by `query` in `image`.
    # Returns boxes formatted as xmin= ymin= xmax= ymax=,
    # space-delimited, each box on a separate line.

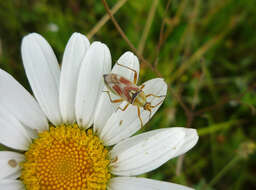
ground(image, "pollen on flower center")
xmin=20 ymin=124 xmax=111 ymax=190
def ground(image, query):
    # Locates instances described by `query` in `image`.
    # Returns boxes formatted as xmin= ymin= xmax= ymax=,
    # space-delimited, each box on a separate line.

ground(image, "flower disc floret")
xmin=21 ymin=124 xmax=111 ymax=190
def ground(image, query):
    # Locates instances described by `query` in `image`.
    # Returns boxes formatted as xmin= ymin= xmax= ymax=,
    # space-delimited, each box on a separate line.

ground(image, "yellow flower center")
xmin=21 ymin=124 xmax=111 ymax=190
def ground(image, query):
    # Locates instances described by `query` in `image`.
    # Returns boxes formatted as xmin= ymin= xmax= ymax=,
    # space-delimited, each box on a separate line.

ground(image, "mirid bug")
xmin=103 ymin=63 xmax=165 ymax=128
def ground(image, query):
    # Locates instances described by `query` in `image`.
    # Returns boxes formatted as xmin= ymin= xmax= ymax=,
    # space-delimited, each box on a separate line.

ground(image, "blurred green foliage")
xmin=0 ymin=0 xmax=256 ymax=189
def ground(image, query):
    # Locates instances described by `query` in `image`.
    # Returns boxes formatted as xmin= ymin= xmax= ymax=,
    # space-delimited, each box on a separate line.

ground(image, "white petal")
xmin=0 ymin=151 xmax=24 ymax=180
xmin=0 ymin=180 xmax=25 ymax=190
xmin=175 ymin=128 xmax=199 ymax=156
xmin=0 ymin=108 xmax=31 ymax=150
xmin=94 ymin=51 xmax=139 ymax=134
xmin=100 ymin=78 xmax=167 ymax=145
xmin=59 ymin=33 xmax=90 ymax=123
xmin=21 ymin=33 xmax=62 ymax=125
xmin=108 ymin=177 xmax=194 ymax=190
xmin=0 ymin=69 xmax=48 ymax=131
xmin=109 ymin=128 xmax=198 ymax=176
xmin=75 ymin=42 xmax=111 ymax=128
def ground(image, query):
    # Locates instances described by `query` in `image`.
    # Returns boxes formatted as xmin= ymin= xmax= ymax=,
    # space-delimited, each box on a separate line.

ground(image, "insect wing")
xmin=103 ymin=74 xmax=123 ymax=96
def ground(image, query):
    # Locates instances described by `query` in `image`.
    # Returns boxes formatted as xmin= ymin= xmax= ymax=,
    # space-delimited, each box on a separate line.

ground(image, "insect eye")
xmin=131 ymin=91 xmax=141 ymax=101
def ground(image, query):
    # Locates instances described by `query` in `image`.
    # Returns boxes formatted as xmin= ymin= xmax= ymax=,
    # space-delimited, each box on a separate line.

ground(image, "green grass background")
xmin=0 ymin=0 xmax=256 ymax=189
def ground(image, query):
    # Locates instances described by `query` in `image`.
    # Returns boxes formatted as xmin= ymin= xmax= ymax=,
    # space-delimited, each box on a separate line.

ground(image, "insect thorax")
xmin=132 ymin=90 xmax=147 ymax=107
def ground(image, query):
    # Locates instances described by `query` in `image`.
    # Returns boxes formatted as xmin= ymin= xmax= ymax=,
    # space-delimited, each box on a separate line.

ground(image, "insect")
xmin=103 ymin=62 xmax=165 ymax=128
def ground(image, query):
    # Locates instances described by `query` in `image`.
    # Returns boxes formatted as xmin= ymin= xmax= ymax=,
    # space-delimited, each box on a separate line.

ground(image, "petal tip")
xmin=22 ymin=33 xmax=41 ymax=41
xmin=70 ymin=32 xmax=89 ymax=41
xmin=91 ymin=41 xmax=103 ymax=47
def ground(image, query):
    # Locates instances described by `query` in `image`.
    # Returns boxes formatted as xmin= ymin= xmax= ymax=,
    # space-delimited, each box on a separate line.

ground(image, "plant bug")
xmin=103 ymin=62 xmax=165 ymax=128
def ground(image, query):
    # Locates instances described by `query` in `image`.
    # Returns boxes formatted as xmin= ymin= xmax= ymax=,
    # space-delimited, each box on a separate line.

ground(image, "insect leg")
xmin=150 ymin=100 xmax=164 ymax=108
xmin=148 ymin=109 xmax=152 ymax=119
xmin=117 ymin=103 xmax=129 ymax=111
xmin=146 ymin=94 xmax=166 ymax=98
xmin=117 ymin=62 xmax=138 ymax=84
xmin=139 ymin=84 xmax=145 ymax=90
xmin=103 ymin=90 xmax=123 ymax=103
xmin=137 ymin=106 xmax=144 ymax=128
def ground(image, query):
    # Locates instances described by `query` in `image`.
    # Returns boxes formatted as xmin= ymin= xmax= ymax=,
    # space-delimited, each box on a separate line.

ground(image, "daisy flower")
xmin=0 ymin=32 xmax=198 ymax=190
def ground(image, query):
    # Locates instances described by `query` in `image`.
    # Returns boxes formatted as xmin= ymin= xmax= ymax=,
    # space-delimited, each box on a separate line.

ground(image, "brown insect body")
xmin=103 ymin=73 xmax=148 ymax=108
xmin=103 ymin=63 xmax=165 ymax=128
